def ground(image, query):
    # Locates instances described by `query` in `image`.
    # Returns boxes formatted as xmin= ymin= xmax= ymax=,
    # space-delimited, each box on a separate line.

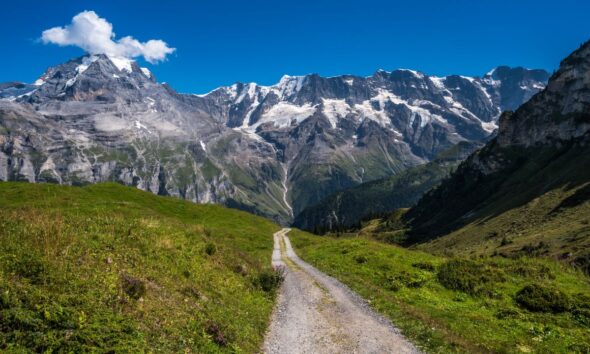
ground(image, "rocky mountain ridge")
xmin=402 ymin=40 xmax=590 ymax=244
xmin=0 ymin=54 xmax=549 ymax=223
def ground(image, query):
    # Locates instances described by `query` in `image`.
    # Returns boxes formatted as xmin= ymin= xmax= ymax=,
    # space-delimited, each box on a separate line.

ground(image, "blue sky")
xmin=1 ymin=0 xmax=589 ymax=93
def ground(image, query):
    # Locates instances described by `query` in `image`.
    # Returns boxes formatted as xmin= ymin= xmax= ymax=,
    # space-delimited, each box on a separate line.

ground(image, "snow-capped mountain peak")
xmin=0 ymin=58 xmax=550 ymax=224
xmin=194 ymin=66 xmax=549 ymax=146
xmin=274 ymin=75 xmax=306 ymax=98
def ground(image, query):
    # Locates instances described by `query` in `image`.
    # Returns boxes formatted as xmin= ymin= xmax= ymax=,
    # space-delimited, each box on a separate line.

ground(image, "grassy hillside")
xmin=0 ymin=182 xmax=281 ymax=352
xmin=405 ymin=139 xmax=590 ymax=240
xmin=387 ymin=136 xmax=590 ymax=275
xmin=414 ymin=180 xmax=590 ymax=270
xmin=289 ymin=229 xmax=590 ymax=353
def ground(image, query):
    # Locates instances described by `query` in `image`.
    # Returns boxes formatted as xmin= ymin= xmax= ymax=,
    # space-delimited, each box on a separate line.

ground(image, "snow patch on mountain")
xmin=355 ymin=100 xmax=391 ymax=127
xmin=481 ymin=121 xmax=498 ymax=133
xmin=275 ymin=75 xmax=305 ymax=98
xmin=140 ymin=67 xmax=152 ymax=78
xmin=108 ymin=56 xmax=133 ymax=72
xmin=241 ymin=90 xmax=260 ymax=128
xmin=322 ymin=99 xmax=352 ymax=128
xmin=429 ymin=76 xmax=446 ymax=90
xmin=76 ymin=55 xmax=99 ymax=74
xmin=250 ymin=102 xmax=316 ymax=130
xmin=399 ymin=69 xmax=425 ymax=78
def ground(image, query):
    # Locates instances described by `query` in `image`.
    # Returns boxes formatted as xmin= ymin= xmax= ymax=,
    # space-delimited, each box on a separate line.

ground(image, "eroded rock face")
xmin=497 ymin=44 xmax=590 ymax=148
xmin=0 ymin=54 xmax=548 ymax=224
xmin=404 ymin=41 xmax=590 ymax=240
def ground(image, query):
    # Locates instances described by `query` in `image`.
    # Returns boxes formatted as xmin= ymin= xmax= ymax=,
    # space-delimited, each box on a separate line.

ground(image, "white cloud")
xmin=41 ymin=11 xmax=175 ymax=63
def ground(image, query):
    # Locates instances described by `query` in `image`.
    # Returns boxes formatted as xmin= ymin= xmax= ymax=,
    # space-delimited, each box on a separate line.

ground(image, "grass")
xmin=288 ymin=229 xmax=590 ymax=353
xmin=413 ymin=183 xmax=590 ymax=273
xmin=0 ymin=182 xmax=281 ymax=353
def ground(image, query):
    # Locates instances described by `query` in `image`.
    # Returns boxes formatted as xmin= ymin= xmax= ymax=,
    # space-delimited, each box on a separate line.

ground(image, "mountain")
xmin=293 ymin=141 xmax=482 ymax=233
xmin=397 ymin=41 xmax=590 ymax=273
xmin=0 ymin=54 xmax=549 ymax=223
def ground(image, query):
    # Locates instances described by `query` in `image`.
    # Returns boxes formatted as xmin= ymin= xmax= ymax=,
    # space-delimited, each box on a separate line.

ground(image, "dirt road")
xmin=263 ymin=228 xmax=421 ymax=354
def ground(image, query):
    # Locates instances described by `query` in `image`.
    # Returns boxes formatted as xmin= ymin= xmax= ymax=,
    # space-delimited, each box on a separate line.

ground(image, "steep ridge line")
xmin=263 ymin=228 xmax=421 ymax=354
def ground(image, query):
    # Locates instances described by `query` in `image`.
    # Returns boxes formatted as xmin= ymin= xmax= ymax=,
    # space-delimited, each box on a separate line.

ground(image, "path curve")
xmin=263 ymin=228 xmax=422 ymax=354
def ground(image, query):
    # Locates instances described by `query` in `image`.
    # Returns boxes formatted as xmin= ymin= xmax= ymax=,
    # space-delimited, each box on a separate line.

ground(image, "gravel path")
xmin=263 ymin=228 xmax=422 ymax=354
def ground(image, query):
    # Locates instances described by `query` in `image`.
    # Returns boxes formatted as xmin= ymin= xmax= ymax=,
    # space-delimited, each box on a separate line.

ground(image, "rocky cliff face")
xmin=496 ymin=46 xmax=590 ymax=148
xmin=404 ymin=41 xmax=590 ymax=240
xmin=0 ymin=54 xmax=548 ymax=224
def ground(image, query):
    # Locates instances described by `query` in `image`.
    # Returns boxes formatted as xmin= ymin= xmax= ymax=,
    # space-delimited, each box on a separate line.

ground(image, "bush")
xmin=9 ymin=254 xmax=47 ymax=284
xmin=354 ymin=255 xmax=368 ymax=264
xmin=121 ymin=275 xmax=146 ymax=300
xmin=384 ymin=271 xmax=428 ymax=290
xmin=495 ymin=308 xmax=521 ymax=319
xmin=181 ymin=286 xmax=201 ymax=299
xmin=384 ymin=278 xmax=402 ymax=292
xmin=508 ymin=262 xmax=555 ymax=280
xmin=500 ymin=237 xmax=512 ymax=246
xmin=255 ymin=269 xmax=284 ymax=293
xmin=515 ymin=284 xmax=570 ymax=313
xmin=573 ymin=292 xmax=590 ymax=309
xmin=204 ymin=243 xmax=217 ymax=256
xmin=568 ymin=343 xmax=590 ymax=354
xmin=436 ymin=259 xmax=505 ymax=297
xmin=572 ymin=308 xmax=590 ymax=327
xmin=233 ymin=264 xmax=248 ymax=276
xmin=572 ymin=293 xmax=590 ymax=327
xmin=412 ymin=262 xmax=436 ymax=272
xmin=205 ymin=321 xmax=228 ymax=346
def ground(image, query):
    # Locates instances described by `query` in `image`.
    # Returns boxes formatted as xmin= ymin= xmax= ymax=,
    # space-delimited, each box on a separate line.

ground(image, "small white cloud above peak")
xmin=41 ymin=11 xmax=175 ymax=64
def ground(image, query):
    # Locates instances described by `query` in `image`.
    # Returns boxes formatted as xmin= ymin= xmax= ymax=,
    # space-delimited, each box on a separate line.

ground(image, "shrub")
xmin=255 ymin=269 xmax=284 ymax=293
xmin=500 ymin=237 xmax=512 ymax=246
xmin=573 ymin=292 xmax=590 ymax=309
xmin=233 ymin=264 xmax=248 ymax=276
xmin=568 ymin=343 xmax=590 ymax=354
xmin=412 ymin=262 xmax=436 ymax=272
xmin=436 ymin=259 xmax=505 ymax=297
xmin=204 ymin=243 xmax=217 ymax=256
xmin=515 ymin=284 xmax=570 ymax=313
xmin=495 ymin=308 xmax=521 ymax=319
xmin=121 ymin=275 xmax=146 ymax=300
xmin=518 ymin=242 xmax=549 ymax=257
xmin=572 ymin=308 xmax=590 ymax=327
xmin=572 ymin=254 xmax=590 ymax=276
xmin=381 ymin=231 xmax=407 ymax=245
xmin=9 ymin=254 xmax=47 ymax=284
xmin=181 ymin=286 xmax=201 ymax=299
xmin=508 ymin=262 xmax=555 ymax=280
xmin=205 ymin=321 xmax=228 ymax=346
xmin=572 ymin=293 xmax=590 ymax=327
xmin=384 ymin=271 xmax=428 ymax=290
xmin=354 ymin=255 xmax=368 ymax=264
xmin=384 ymin=278 xmax=402 ymax=292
